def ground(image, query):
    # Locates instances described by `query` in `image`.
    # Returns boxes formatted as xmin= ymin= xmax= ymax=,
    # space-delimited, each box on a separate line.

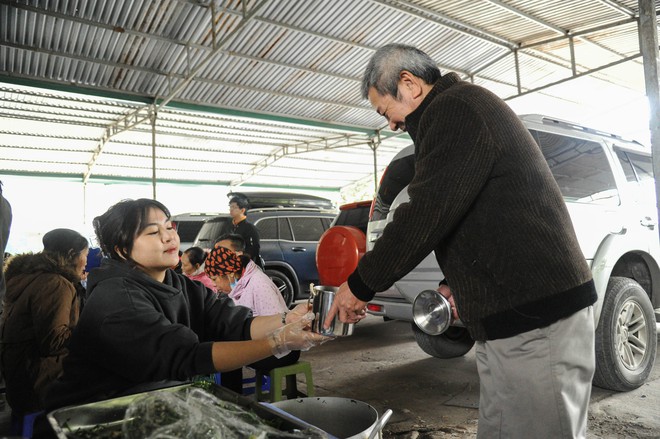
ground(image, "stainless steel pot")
xmin=271 ymin=397 xmax=392 ymax=439
xmin=412 ymin=289 xmax=452 ymax=335
xmin=310 ymin=285 xmax=354 ymax=337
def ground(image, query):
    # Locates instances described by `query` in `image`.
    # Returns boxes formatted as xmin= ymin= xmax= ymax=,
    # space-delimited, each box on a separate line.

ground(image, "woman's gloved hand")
xmin=284 ymin=302 xmax=312 ymax=324
xmin=268 ymin=312 xmax=332 ymax=358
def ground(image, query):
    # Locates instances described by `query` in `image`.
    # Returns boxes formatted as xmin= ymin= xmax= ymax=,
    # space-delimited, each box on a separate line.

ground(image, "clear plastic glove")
xmin=285 ymin=302 xmax=312 ymax=324
xmin=267 ymin=312 xmax=332 ymax=358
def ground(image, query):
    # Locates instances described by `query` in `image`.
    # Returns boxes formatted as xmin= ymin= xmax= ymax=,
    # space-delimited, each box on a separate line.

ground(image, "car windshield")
xmin=194 ymin=218 xmax=233 ymax=247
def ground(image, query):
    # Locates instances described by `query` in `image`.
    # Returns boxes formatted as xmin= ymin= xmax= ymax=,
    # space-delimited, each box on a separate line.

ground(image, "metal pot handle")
xmin=367 ymin=409 xmax=393 ymax=439
xmin=307 ymin=283 xmax=316 ymax=308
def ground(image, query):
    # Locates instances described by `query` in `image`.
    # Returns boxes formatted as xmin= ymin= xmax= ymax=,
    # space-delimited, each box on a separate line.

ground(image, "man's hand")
xmin=438 ymin=283 xmax=459 ymax=321
xmin=323 ymin=281 xmax=368 ymax=329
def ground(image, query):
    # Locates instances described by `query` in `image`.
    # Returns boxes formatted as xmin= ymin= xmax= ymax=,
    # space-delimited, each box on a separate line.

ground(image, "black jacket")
xmin=45 ymin=259 xmax=253 ymax=409
xmin=349 ymin=73 xmax=596 ymax=341
xmin=232 ymin=218 xmax=262 ymax=267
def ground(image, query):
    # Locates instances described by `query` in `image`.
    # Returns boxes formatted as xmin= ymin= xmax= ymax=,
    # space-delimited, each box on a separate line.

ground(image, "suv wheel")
xmin=411 ymin=324 xmax=475 ymax=359
xmin=593 ymin=276 xmax=657 ymax=391
xmin=266 ymin=269 xmax=295 ymax=308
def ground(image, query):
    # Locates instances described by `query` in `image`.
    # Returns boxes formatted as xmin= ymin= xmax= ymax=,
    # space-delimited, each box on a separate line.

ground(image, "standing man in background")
xmin=0 ymin=180 xmax=12 ymax=401
xmin=0 ymin=180 xmax=12 ymax=310
xmin=228 ymin=195 xmax=263 ymax=268
xmin=326 ymin=44 xmax=597 ymax=438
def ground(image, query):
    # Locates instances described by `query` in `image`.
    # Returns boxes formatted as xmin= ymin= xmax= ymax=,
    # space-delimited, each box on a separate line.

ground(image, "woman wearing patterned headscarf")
xmin=205 ymin=246 xmax=287 ymax=316
xmin=205 ymin=245 xmax=299 ymax=394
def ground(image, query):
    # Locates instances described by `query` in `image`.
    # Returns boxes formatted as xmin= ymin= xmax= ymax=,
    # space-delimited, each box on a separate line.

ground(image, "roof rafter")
xmin=82 ymin=0 xmax=269 ymax=184
xmin=376 ymin=0 xmax=643 ymax=92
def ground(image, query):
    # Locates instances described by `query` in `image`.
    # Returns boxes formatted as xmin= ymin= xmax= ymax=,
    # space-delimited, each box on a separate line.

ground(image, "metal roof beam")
xmin=0 ymin=130 xmax=96 ymax=142
xmin=374 ymin=0 xmax=514 ymax=49
xmin=593 ymin=0 xmax=638 ymax=17
xmin=376 ymin=0 xmax=641 ymax=92
xmin=81 ymin=0 xmax=268 ymax=183
xmin=0 ymin=94 xmax=132 ymax=117
xmin=484 ymin=0 xmax=643 ymax=64
xmin=6 ymin=1 xmax=360 ymax=84
xmin=156 ymin=0 xmax=268 ymax=109
xmin=471 ymin=18 xmax=645 ymax=90
xmin=503 ymin=52 xmax=642 ymax=100
xmin=0 ymin=39 xmax=368 ymax=112
xmin=230 ymin=134 xmax=373 ymax=186
xmin=0 ymin=84 xmax=141 ymax=108
xmin=0 ymin=111 xmax=107 ymax=128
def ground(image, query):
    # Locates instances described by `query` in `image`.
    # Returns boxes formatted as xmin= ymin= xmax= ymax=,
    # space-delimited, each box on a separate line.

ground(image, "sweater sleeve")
xmin=349 ymin=96 xmax=497 ymax=301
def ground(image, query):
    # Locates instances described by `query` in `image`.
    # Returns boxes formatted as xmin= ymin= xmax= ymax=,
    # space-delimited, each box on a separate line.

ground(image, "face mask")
xmin=229 ymin=278 xmax=238 ymax=289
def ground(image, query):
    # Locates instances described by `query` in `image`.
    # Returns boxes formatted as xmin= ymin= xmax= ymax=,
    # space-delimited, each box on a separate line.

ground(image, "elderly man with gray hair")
xmin=326 ymin=44 xmax=597 ymax=438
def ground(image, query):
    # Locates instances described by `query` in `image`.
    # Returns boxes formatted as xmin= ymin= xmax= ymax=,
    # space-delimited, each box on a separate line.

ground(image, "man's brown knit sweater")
xmin=348 ymin=72 xmax=597 ymax=341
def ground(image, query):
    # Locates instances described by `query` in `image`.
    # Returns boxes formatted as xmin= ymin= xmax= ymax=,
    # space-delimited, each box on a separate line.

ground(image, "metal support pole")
xmin=150 ymin=106 xmax=157 ymax=199
xmin=370 ymin=132 xmax=381 ymax=194
xmin=569 ymin=35 xmax=577 ymax=76
xmin=514 ymin=49 xmax=522 ymax=94
xmin=83 ymin=182 xmax=87 ymax=226
xmin=638 ymin=0 xmax=660 ymax=234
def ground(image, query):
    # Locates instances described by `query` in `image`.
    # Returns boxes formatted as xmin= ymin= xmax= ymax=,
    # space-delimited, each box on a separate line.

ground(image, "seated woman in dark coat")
xmin=0 ymin=228 xmax=89 ymax=418
xmin=45 ymin=198 xmax=328 ymax=409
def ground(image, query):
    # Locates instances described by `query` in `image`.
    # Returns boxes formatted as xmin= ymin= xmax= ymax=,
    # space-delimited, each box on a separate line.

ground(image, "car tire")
xmin=266 ymin=269 xmax=295 ymax=308
xmin=411 ymin=324 xmax=475 ymax=359
xmin=593 ymin=276 xmax=657 ymax=391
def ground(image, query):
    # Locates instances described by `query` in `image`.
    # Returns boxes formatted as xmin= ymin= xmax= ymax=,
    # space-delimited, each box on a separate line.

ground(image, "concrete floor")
xmin=2 ymin=314 xmax=657 ymax=438
xmin=300 ymin=314 xmax=660 ymax=438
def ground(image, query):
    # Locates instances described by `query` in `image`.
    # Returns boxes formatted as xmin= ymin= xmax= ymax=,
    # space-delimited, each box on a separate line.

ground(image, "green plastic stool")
xmin=256 ymin=361 xmax=315 ymax=402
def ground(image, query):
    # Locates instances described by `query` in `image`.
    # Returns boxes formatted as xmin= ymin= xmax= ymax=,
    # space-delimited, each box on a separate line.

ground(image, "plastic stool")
xmin=23 ymin=411 xmax=43 ymax=438
xmin=242 ymin=370 xmax=270 ymax=396
xmin=256 ymin=361 xmax=314 ymax=402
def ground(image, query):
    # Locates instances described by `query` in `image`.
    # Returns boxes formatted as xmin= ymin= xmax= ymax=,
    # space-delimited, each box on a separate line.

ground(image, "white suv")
xmin=366 ymin=114 xmax=659 ymax=392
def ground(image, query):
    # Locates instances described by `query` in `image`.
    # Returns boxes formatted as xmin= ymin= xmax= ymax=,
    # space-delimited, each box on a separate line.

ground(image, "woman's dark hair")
xmin=42 ymin=228 xmax=89 ymax=279
xmin=183 ymin=246 xmax=208 ymax=267
xmin=93 ymin=198 xmax=171 ymax=263
xmin=42 ymin=228 xmax=89 ymax=257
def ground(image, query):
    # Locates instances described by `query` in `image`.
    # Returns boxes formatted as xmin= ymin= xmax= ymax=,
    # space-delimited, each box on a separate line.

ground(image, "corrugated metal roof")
xmin=0 ymin=0 xmax=657 ymax=191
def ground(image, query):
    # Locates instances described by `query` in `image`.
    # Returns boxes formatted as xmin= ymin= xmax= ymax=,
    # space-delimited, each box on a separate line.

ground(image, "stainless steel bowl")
xmin=310 ymin=285 xmax=354 ymax=337
xmin=412 ymin=289 xmax=452 ymax=335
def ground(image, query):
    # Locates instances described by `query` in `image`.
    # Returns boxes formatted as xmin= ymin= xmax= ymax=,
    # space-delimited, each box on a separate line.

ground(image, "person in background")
xmin=211 ymin=234 xmax=287 ymax=315
xmin=327 ymin=44 xmax=597 ymax=438
xmin=173 ymin=250 xmax=183 ymax=274
xmin=228 ymin=195 xmax=263 ymax=268
xmin=0 ymin=228 xmax=88 ymax=425
xmin=205 ymin=243 xmax=298 ymax=394
xmin=0 ymin=181 xmax=12 ymax=411
xmin=45 ymin=198 xmax=328 ymax=410
xmin=0 ymin=180 xmax=12 ymax=311
xmin=181 ymin=246 xmax=217 ymax=292
xmin=79 ymin=247 xmax=103 ymax=311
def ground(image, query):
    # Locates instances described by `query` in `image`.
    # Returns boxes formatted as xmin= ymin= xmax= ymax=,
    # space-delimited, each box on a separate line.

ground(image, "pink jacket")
xmin=230 ymin=261 xmax=287 ymax=316
xmin=186 ymin=269 xmax=217 ymax=293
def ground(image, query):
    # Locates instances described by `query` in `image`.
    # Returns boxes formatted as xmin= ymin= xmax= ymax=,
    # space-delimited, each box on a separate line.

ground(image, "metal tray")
xmin=47 ymin=382 xmax=330 ymax=438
